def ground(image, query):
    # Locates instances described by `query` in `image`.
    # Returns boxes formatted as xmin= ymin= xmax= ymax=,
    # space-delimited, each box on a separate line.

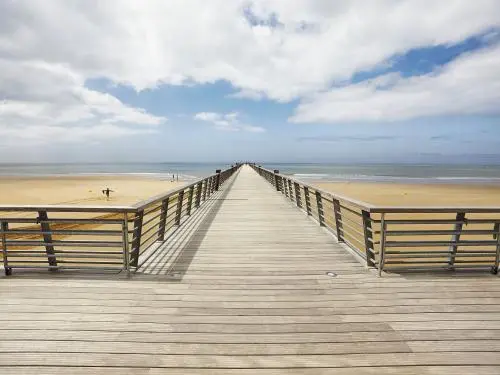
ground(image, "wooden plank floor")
xmin=1 ymin=165 xmax=500 ymax=374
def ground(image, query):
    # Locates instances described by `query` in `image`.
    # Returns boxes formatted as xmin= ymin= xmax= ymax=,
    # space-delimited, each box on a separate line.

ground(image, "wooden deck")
xmin=1 ymin=165 xmax=499 ymax=374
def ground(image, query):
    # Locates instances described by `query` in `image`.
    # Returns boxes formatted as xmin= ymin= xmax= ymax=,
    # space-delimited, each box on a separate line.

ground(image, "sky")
xmin=0 ymin=0 xmax=499 ymax=164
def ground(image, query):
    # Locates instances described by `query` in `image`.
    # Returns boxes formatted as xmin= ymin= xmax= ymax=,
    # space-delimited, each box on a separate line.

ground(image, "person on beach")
xmin=102 ymin=188 xmax=114 ymax=200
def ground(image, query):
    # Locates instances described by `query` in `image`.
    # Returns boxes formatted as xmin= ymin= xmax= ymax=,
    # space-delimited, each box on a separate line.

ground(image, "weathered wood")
xmin=304 ymin=186 xmax=312 ymax=215
xmin=1 ymin=221 xmax=10 ymax=275
xmin=362 ymin=210 xmax=375 ymax=267
xmin=157 ymin=199 xmax=169 ymax=241
xmin=130 ymin=210 xmax=144 ymax=268
xmin=448 ymin=212 xmax=466 ymax=269
xmin=333 ymin=199 xmax=344 ymax=242
xmin=175 ymin=191 xmax=184 ymax=225
xmin=37 ymin=211 xmax=58 ymax=270
xmin=215 ymin=170 xmax=221 ymax=191
xmin=202 ymin=179 xmax=208 ymax=201
xmin=294 ymin=183 xmax=301 ymax=208
xmin=195 ymin=182 xmax=202 ymax=208
xmin=186 ymin=186 xmax=194 ymax=216
xmin=274 ymin=170 xmax=280 ymax=191
xmin=315 ymin=191 xmax=325 ymax=226
xmin=288 ymin=179 xmax=294 ymax=202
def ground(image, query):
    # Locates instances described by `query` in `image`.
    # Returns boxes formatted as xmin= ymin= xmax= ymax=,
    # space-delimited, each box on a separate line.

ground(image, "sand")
xmin=315 ymin=182 xmax=500 ymax=207
xmin=0 ymin=176 xmax=184 ymax=206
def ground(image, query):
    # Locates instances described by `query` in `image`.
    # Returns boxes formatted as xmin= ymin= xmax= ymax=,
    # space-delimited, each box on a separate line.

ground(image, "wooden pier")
xmin=1 ymin=165 xmax=500 ymax=374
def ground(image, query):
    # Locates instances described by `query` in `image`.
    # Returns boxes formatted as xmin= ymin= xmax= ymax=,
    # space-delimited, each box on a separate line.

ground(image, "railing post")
xmin=274 ymin=170 xmax=280 ymax=191
xmin=186 ymin=186 xmax=194 ymax=215
xmin=37 ymin=211 xmax=58 ymax=271
xmin=122 ymin=213 xmax=130 ymax=275
xmin=288 ymin=180 xmax=294 ymax=202
xmin=175 ymin=191 xmax=184 ymax=225
xmin=283 ymin=178 xmax=289 ymax=197
xmin=215 ymin=169 xmax=221 ymax=191
xmin=195 ymin=182 xmax=202 ymax=208
xmin=378 ymin=213 xmax=387 ymax=277
xmin=361 ymin=210 xmax=375 ymax=266
xmin=1 ymin=221 xmax=11 ymax=276
xmin=130 ymin=210 xmax=144 ymax=268
xmin=448 ymin=211 xmax=466 ymax=269
xmin=158 ymin=198 xmax=169 ymax=241
xmin=202 ymin=178 xmax=208 ymax=201
xmin=294 ymin=183 xmax=301 ymax=208
xmin=333 ymin=199 xmax=344 ymax=242
xmin=493 ymin=223 xmax=500 ymax=275
xmin=304 ymin=187 xmax=312 ymax=215
xmin=315 ymin=192 xmax=325 ymax=226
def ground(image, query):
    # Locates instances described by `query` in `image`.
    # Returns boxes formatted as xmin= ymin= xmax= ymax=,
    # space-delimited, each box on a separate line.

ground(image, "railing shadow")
xmin=135 ymin=170 xmax=238 ymax=280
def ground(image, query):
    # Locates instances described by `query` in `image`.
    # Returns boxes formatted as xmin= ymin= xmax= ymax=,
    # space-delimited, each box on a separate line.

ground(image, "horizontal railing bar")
xmin=5 ymin=240 xmax=123 ymax=247
xmin=0 ymin=218 xmax=123 ymax=224
xmin=370 ymin=207 xmax=500 ymax=213
xmin=386 ymin=253 xmax=496 ymax=259
xmin=373 ymin=219 xmax=500 ymax=224
xmin=6 ymin=252 xmax=123 ymax=258
xmin=386 ymin=229 xmax=498 ymax=236
xmin=385 ymin=259 xmax=494 ymax=264
xmin=338 ymin=205 xmax=362 ymax=217
xmin=0 ymin=205 xmax=135 ymax=213
xmin=385 ymin=240 xmax=497 ymax=247
xmin=4 ymin=229 xmax=122 ymax=236
xmin=336 ymin=220 xmax=365 ymax=239
xmin=6 ymin=265 xmax=123 ymax=269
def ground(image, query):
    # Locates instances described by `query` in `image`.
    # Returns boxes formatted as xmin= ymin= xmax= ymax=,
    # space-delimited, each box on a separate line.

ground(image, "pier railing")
xmin=251 ymin=164 xmax=500 ymax=275
xmin=0 ymin=164 xmax=240 ymax=275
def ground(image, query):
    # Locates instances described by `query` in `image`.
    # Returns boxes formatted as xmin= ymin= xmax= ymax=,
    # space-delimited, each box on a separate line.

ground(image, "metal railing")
xmin=0 ymin=164 xmax=240 ymax=275
xmin=250 ymin=164 xmax=500 ymax=275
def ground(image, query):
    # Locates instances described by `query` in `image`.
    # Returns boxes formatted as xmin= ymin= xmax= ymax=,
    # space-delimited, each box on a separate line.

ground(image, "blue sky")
xmin=0 ymin=1 xmax=499 ymax=163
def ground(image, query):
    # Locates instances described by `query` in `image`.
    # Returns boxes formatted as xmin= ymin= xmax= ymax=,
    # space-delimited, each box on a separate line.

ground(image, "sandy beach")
xmin=0 ymin=176 xmax=184 ymax=206
xmin=315 ymin=181 xmax=500 ymax=206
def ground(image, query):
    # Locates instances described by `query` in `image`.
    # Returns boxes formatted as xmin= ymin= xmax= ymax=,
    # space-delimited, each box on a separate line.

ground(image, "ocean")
xmin=1 ymin=162 xmax=500 ymax=184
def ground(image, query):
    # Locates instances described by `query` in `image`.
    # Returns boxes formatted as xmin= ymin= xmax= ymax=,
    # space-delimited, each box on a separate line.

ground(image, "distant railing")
xmin=0 ymin=164 xmax=241 ymax=275
xmin=250 ymin=164 xmax=500 ymax=275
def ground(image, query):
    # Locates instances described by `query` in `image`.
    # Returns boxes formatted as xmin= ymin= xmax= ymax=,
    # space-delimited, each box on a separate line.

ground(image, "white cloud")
xmin=0 ymin=0 xmax=498 ymax=146
xmin=194 ymin=112 xmax=266 ymax=133
xmin=290 ymin=43 xmax=500 ymax=123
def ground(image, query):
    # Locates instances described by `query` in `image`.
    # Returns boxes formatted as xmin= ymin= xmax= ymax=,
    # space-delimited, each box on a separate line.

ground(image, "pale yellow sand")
xmin=0 ymin=176 xmax=184 ymax=206
xmin=315 ymin=182 xmax=500 ymax=206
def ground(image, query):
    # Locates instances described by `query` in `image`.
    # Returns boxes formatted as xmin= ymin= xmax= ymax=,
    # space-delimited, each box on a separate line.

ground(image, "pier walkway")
xmin=1 ymin=165 xmax=499 ymax=374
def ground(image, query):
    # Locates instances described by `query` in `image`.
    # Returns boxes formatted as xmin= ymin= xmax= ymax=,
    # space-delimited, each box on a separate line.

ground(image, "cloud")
xmin=290 ymin=43 xmax=500 ymax=123
xmin=194 ymin=112 xmax=265 ymax=133
xmin=1 ymin=1 xmax=499 ymax=101
xmin=0 ymin=0 xmax=499 ymax=149
xmin=297 ymin=135 xmax=399 ymax=143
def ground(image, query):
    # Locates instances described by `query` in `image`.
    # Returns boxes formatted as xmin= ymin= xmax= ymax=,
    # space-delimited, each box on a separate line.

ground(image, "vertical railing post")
xmin=122 ymin=213 xmax=130 ymax=275
xmin=195 ymin=182 xmax=202 ymax=208
xmin=274 ymin=170 xmax=280 ymax=191
xmin=175 ymin=191 xmax=184 ymax=225
xmin=202 ymin=179 xmax=208 ymax=201
xmin=294 ymin=183 xmax=301 ymax=208
xmin=130 ymin=210 xmax=144 ymax=268
xmin=493 ymin=223 xmax=500 ymax=275
xmin=158 ymin=198 xmax=169 ymax=241
xmin=448 ymin=211 xmax=466 ymax=270
xmin=304 ymin=187 xmax=312 ymax=215
xmin=283 ymin=178 xmax=289 ymax=197
xmin=288 ymin=180 xmax=294 ymax=202
xmin=333 ymin=199 xmax=344 ymax=242
xmin=378 ymin=214 xmax=387 ymax=277
xmin=362 ymin=210 xmax=375 ymax=267
xmin=215 ymin=170 xmax=221 ymax=191
xmin=186 ymin=186 xmax=194 ymax=216
xmin=37 ymin=211 xmax=58 ymax=271
xmin=1 ymin=221 xmax=11 ymax=276
xmin=315 ymin=192 xmax=325 ymax=226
